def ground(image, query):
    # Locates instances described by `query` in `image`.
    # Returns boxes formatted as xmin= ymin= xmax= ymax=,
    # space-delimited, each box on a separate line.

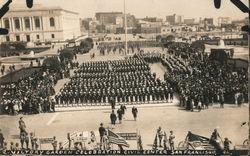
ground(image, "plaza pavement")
xmin=0 ymin=103 xmax=248 ymax=150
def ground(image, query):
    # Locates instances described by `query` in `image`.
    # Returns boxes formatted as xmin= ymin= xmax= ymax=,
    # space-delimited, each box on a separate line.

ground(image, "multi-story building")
xmin=137 ymin=20 xmax=162 ymax=34
xmin=166 ymin=14 xmax=183 ymax=25
xmin=0 ymin=4 xmax=81 ymax=43
xmin=95 ymin=12 xmax=123 ymax=25
xmin=218 ymin=17 xmax=231 ymax=26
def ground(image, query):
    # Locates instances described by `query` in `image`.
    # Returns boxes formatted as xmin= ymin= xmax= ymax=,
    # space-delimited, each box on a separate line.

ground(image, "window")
xmin=49 ymin=17 xmax=55 ymax=27
xmin=24 ymin=18 xmax=30 ymax=29
xmin=14 ymin=18 xmax=20 ymax=29
xmin=36 ymin=34 xmax=40 ymax=39
xmin=16 ymin=35 xmax=20 ymax=41
xmin=4 ymin=19 xmax=10 ymax=29
xmin=51 ymin=34 xmax=55 ymax=38
xmin=34 ymin=17 xmax=40 ymax=28
xmin=26 ymin=35 xmax=30 ymax=42
xmin=6 ymin=36 xmax=10 ymax=42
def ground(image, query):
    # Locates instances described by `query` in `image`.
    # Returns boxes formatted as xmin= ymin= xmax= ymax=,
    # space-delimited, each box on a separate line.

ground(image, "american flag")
xmin=108 ymin=129 xmax=129 ymax=148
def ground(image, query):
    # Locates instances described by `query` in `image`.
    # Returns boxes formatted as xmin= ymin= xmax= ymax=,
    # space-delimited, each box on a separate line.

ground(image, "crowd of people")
xmin=140 ymin=42 xmax=248 ymax=111
xmin=56 ymin=56 xmax=174 ymax=105
xmin=0 ymin=69 xmax=59 ymax=115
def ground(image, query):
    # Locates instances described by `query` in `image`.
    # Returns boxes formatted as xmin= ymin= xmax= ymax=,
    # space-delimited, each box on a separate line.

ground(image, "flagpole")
xmin=124 ymin=0 xmax=127 ymax=56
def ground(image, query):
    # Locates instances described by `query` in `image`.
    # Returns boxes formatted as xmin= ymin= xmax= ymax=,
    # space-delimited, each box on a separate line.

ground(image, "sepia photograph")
xmin=0 ymin=0 xmax=249 ymax=155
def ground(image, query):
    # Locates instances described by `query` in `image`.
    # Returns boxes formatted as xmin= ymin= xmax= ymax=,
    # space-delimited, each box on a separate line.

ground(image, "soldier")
xmin=223 ymin=137 xmax=232 ymax=153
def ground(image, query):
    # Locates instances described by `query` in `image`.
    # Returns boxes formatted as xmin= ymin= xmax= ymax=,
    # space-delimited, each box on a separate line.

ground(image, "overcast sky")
xmin=1 ymin=0 xmax=248 ymax=20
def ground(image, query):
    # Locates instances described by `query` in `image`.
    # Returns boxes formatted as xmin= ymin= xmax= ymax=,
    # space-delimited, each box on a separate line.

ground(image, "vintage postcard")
xmin=0 ymin=0 xmax=249 ymax=155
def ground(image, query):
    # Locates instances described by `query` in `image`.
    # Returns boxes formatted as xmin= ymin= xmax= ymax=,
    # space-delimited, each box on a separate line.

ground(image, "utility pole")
xmin=124 ymin=0 xmax=127 ymax=55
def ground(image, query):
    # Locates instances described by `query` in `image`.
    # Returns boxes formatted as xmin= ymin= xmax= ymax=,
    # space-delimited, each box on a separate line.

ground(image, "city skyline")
xmin=1 ymin=0 xmax=248 ymax=21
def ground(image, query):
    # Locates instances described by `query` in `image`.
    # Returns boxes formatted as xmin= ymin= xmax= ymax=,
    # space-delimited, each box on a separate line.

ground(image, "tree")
xmin=0 ymin=43 xmax=10 ymax=51
xmin=80 ymin=38 xmax=94 ymax=49
xmin=59 ymin=50 xmax=74 ymax=62
xmin=191 ymin=41 xmax=205 ymax=53
xmin=14 ymin=43 xmax=26 ymax=51
xmin=42 ymin=57 xmax=61 ymax=72
xmin=166 ymin=35 xmax=175 ymax=42
xmin=161 ymin=35 xmax=175 ymax=44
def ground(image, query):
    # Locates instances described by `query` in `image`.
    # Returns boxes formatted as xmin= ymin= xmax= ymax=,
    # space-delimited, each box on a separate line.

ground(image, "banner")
xmin=39 ymin=138 xmax=54 ymax=144
xmin=116 ymin=133 xmax=137 ymax=140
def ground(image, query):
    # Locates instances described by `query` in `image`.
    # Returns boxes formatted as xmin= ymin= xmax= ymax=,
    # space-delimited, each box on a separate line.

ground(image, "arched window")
xmin=24 ymin=18 xmax=30 ymax=29
xmin=14 ymin=18 xmax=20 ymax=29
xmin=50 ymin=17 xmax=55 ymax=27
xmin=34 ymin=17 xmax=40 ymax=28
xmin=4 ymin=19 xmax=10 ymax=29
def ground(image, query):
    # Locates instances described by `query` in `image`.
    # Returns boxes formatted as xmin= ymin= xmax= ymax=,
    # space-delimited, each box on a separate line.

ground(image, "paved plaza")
xmin=0 ymin=103 xmax=248 ymax=150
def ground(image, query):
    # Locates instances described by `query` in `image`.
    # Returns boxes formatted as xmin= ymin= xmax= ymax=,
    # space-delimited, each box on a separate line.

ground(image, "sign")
xmin=39 ymin=138 xmax=54 ymax=144
xmin=117 ymin=133 xmax=137 ymax=140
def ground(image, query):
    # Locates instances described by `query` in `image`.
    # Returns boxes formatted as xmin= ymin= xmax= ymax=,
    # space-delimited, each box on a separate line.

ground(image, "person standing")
xmin=0 ymin=129 xmax=4 ymax=149
xmin=19 ymin=117 xmax=27 ymax=134
xmin=169 ymin=130 xmax=175 ymax=150
xmin=132 ymin=106 xmax=138 ymax=121
xmin=98 ymin=123 xmax=106 ymax=149
xmin=67 ymin=133 xmax=72 ymax=150
xmin=157 ymin=127 xmax=164 ymax=147
xmin=110 ymin=110 xmax=117 ymax=126
xmin=51 ymin=136 xmax=57 ymax=150
xmin=120 ymin=104 xmax=127 ymax=119
xmin=223 ymin=137 xmax=232 ymax=153
xmin=117 ymin=108 xmax=123 ymax=124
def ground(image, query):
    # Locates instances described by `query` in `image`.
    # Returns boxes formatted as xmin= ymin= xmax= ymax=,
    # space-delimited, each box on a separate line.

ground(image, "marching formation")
xmin=56 ymin=56 xmax=174 ymax=105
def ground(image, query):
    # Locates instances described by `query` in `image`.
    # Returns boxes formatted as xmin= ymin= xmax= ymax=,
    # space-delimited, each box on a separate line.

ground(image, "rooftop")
xmin=8 ymin=4 xmax=79 ymax=15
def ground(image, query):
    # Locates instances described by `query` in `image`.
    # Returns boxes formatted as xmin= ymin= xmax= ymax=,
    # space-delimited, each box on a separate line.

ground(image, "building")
xmin=218 ymin=17 xmax=231 ymax=26
xmin=95 ymin=12 xmax=123 ymax=25
xmin=166 ymin=14 xmax=183 ymax=25
xmin=203 ymin=18 xmax=214 ymax=25
xmin=137 ymin=20 xmax=162 ymax=34
xmin=184 ymin=18 xmax=195 ymax=25
xmin=0 ymin=4 xmax=81 ymax=43
xmin=161 ymin=25 xmax=184 ymax=35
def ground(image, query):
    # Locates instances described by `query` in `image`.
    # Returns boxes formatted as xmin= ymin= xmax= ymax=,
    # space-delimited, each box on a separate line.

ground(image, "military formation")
xmin=56 ymin=56 xmax=173 ymax=105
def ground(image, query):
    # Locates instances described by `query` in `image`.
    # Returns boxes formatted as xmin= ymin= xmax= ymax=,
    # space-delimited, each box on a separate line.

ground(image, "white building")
xmin=0 ymin=4 xmax=81 ymax=43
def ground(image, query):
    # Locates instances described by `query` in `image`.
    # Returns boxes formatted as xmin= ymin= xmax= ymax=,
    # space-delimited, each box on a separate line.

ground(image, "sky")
xmin=0 ymin=0 xmax=248 ymax=20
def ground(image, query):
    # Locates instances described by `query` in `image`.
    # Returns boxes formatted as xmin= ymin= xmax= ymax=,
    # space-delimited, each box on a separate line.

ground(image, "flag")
xmin=107 ymin=129 xmax=129 ymax=148
xmin=186 ymin=132 xmax=215 ymax=150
